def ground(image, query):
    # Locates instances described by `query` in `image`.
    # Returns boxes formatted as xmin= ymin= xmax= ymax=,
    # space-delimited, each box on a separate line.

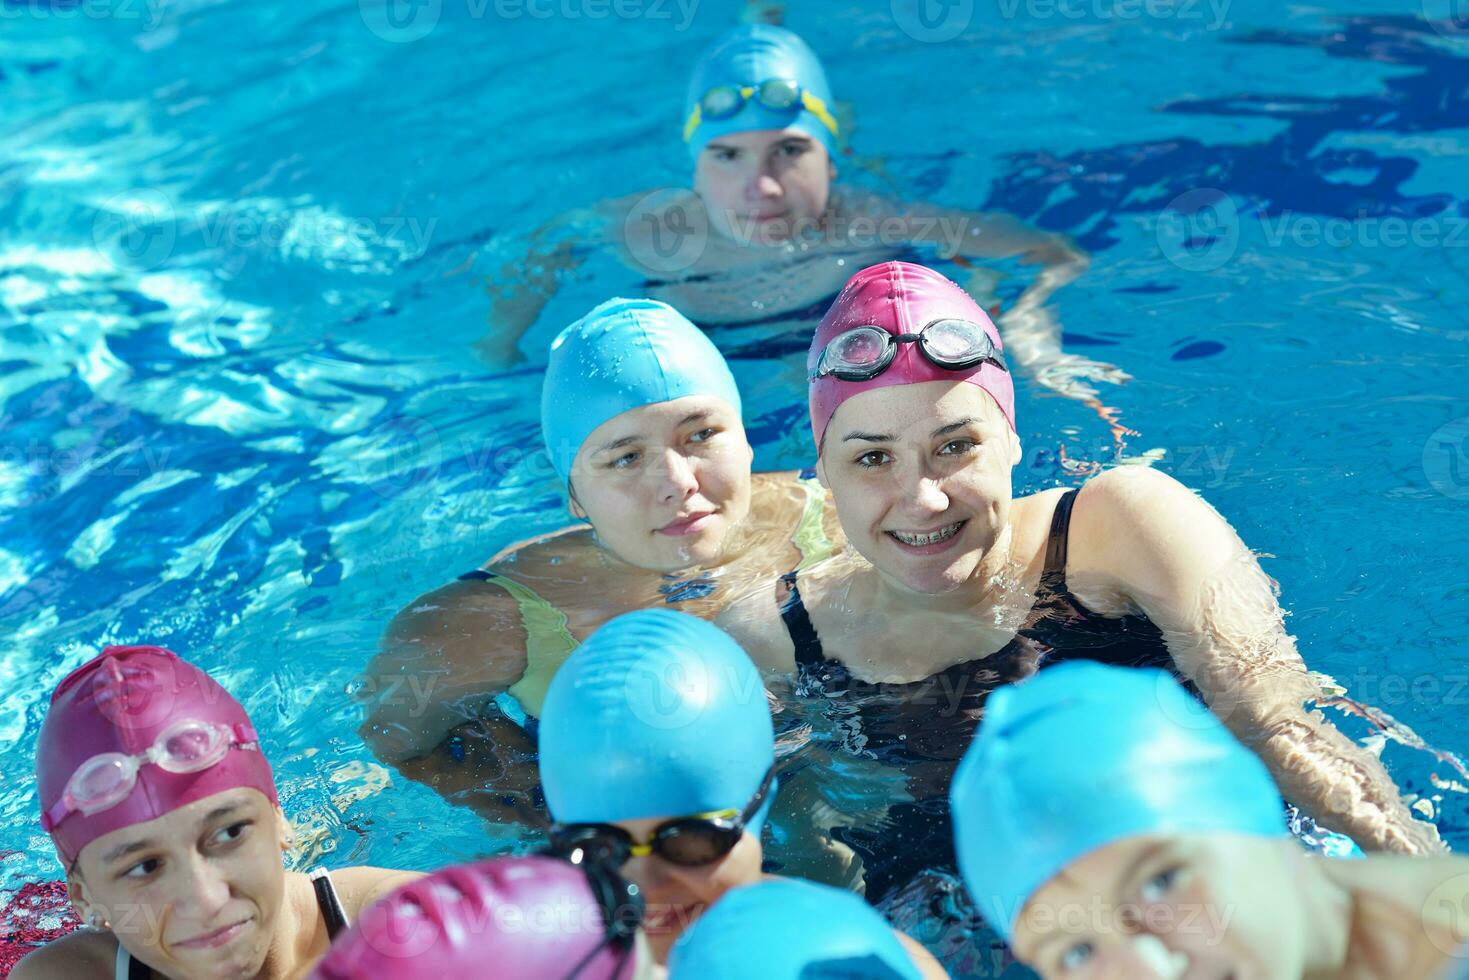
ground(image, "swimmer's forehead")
xmin=77 ymin=787 xmax=273 ymax=871
xmin=578 ymin=395 xmax=741 ymax=458
xmin=827 ymin=383 xmax=1006 ymax=444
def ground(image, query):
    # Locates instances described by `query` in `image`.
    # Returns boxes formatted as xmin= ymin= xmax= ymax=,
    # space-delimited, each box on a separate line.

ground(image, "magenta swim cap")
xmin=36 ymin=645 xmax=278 ymax=865
xmin=808 ymin=261 xmax=1016 ymax=450
xmin=311 ymin=856 xmax=641 ymax=980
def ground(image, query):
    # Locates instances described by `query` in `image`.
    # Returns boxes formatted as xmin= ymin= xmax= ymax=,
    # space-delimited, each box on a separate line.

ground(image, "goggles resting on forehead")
xmin=808 ymin=319 xmax=1008 ymax=383
xmin=42 ymin=719 xmax=261 ymax=832
xmin=683 ymin=78 xmax=839 ymax=144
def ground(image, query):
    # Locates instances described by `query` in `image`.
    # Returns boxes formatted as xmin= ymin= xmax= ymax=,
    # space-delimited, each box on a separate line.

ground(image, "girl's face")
xmin=570 ymin=396 xmax=754 ymax=572
xmin=818 ymin=381 xmax=1020 ymax=595
xmin=1011 ymin=835 xmax=1306 ymax=980
xmin=611 ymin=815 xmax=763 ymax=965
xmin=69 ymin=788 xmax=291 ymax=980
xmin=693 ymin=128 xmax=834 ymax=245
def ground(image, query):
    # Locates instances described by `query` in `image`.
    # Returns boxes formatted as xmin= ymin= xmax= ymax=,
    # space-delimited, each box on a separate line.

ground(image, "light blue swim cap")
xmin=950 ymin=663 xmax=1287 ymax=940
xmin=684 ymin=25 xmax=839 ymax=160
xmin=538 ymin=609 xmax=775 ymax=829
xmin=669 ymin=879 xmax=922 ymax=980
xmin=541 ymin=298 xmax=742 ymax=487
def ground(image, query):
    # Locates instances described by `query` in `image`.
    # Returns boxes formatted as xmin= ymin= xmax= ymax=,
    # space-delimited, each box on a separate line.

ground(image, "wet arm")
xmin=475 ymin=211 xmax=595 ymax=366
xmin=357 ymin=579 xmax=530 ymax=763
xmin=1077 ymin=467 xmax=1443 ymax=854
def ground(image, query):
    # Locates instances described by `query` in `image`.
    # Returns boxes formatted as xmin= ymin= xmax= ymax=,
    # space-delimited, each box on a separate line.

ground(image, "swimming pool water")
xmin=3 ymin=1 xmax=1468 ymax=975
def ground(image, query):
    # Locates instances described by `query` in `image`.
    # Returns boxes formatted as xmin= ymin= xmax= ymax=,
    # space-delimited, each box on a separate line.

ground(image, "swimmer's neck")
xmin=252 ymin=871 xmax=334 ymax=980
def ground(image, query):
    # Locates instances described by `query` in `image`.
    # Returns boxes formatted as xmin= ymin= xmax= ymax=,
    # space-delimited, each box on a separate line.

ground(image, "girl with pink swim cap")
xmin=717 ymin=261 xmax=1441 ymax=895
xmin=15 ymin=645 xmax=418 ymax=980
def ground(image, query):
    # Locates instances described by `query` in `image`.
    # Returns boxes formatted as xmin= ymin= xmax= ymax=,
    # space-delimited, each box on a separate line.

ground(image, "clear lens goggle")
xmin=42 ymin=719 xmax=260 ymax=831
xmin=808 ymin=319 xmax=1008 ymax=382
xmin=683 ymin=77 xmax=839 ymax=143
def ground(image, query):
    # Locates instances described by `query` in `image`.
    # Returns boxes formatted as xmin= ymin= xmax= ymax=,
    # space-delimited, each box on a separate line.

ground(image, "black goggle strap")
xmin=555 ymin=853 xmax=644 ymax=980
xmin=739 ymin=764 xmax=779 ymax=824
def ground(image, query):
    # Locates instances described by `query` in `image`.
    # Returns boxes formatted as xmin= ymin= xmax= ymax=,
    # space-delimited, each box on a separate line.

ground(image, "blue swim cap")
xmin=541 ymin=298 xmax=742 ymax=486
xmin=951 ymin=663 xmax=1287 ymax=940
xmin=538 ymin=609 xmax=775 ymax=829
xmin=684 ymin=25 xmax=839 ymax=160
xmin=669 ymin=879 xmax=921 ymax=980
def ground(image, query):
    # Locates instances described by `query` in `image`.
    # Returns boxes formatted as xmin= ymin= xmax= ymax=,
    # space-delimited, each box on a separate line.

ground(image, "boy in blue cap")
xmin=480 ymin=24 xmax=1129 ymax=441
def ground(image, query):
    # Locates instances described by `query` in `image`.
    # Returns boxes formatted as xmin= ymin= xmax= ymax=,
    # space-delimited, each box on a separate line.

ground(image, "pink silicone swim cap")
xmin=808 ymin=261 xmax=1016 ymax=450
xmin=36 ymin=645 xmax=278 ymax=865
xmin=311 ymin=856 xmax=641 ymax=980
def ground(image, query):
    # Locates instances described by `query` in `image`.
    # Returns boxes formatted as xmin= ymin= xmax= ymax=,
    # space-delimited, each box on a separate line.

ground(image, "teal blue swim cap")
xmin=669 ymin=879 xmax=922 ymax=980
xmin=684 ymin=25 xmax=839 ymax=160
xmin=950 ymin=663 xmax=1287 ymax=940
xmin=538 ymin=609 xmax=775 ymax=828
xmin=540 ymin=298 xmax=742 ymax=486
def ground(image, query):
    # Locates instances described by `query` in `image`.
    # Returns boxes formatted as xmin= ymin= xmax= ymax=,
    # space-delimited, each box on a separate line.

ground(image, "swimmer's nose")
xmin=748 ymin=171 xmax=783 ymax=201
xmin=656 ymin=449 xmax=698 ymax=503
xmin=900 ymin=472 xmax=950 ymax=518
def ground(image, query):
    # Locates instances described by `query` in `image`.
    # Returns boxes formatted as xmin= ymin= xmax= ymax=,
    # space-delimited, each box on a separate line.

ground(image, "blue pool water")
xmin=3 ymin=1 xmax=1469 ymax=974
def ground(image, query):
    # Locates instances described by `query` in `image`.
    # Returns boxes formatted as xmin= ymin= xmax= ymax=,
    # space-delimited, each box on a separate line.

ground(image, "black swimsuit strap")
xmin=778 ymin=571 xmax=826 ymax=667
xmin=129 ymin=954 xmax=150 ymax=980
xmin=311 ymin=868 xmax=349 ymax=940
xmin=458 ymin=569 xmax=497 ymax=582
xmin=1040 ymin=488 xmax=1082 ymax=595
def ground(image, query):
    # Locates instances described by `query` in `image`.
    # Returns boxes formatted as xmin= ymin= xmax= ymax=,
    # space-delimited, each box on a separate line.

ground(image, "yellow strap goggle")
xmin=682 ymin=78 xmax=839 ymax=144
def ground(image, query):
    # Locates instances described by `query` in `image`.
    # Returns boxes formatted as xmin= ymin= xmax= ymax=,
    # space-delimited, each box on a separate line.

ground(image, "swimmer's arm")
xmin=359 ymin=579 xmax=531 ymax=763
xmin=896 ymin=931 xmax=952 ymax=979
xmin=1073 ymin=467 xmax=1444 ymax=854
xmin=476 ymin=208 xmax=599 ymax=366
xmin=9 ymin=930 xmax=114 ymax=980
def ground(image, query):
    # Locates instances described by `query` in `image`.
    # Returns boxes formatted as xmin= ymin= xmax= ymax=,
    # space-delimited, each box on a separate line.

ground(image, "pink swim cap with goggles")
xmin=37 ymin=645 xmax=278 ymax=866
xmin=808 ymin=262 xmax=1016 ymax=450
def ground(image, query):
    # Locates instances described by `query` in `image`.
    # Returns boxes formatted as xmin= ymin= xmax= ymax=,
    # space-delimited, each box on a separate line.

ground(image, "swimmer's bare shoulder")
xmin=1325 ymin=855 xmax=1469 ymax=974
xmin=10 ymin=928 xmax=116 ymax=980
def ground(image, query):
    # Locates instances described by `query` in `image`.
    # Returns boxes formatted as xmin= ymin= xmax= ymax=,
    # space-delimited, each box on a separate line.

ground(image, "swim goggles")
xmin=548 ymin=765 xmax=776 ymax=868
xmin=41 ymin=719 xmax=262 ymax=831
xmin=682 ymin=78 xmax=839 ymax=143
xmin=808 ymin=319 xmax=1008 ymax=382
xmin=555 ymin=851 xmax=644 ymax=980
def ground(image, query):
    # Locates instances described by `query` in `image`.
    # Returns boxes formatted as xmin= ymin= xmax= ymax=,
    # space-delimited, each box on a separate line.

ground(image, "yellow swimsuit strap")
xmin=792 ymin=474 xmax=838 ymax=570
xmin=473 ymin=573 xmax=579 ymax=719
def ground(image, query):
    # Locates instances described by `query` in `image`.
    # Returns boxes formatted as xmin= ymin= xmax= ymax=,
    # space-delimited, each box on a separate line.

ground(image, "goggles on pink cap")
xmin=808 ymin=262 xmax=1017 ymax=450
xmin=36 ymin=645 xmax=279 ymax=866
xmin=809 ymin=319 xmax=1007 ymax=382
xmin=42 ymin=718 xmax=262 ymax=830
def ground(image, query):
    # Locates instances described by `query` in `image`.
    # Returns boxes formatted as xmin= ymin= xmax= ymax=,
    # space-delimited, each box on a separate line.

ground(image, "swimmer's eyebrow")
xmin=592 ymin=414 xmax=711 ymax=455
xmin=1112 ymin=840 xmax=1171 ymax=898
xmin=933 ymin=418 xmax=978 ymax=438
xmin=101 ymin=803 xmax=249 ymax=865
xmin=841 ymin=431 xmax=892 ymax=443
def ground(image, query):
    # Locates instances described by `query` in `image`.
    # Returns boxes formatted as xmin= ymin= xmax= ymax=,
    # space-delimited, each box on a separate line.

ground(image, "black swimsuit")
xmin=777 ymin=488 xmax=1182 ymax=899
